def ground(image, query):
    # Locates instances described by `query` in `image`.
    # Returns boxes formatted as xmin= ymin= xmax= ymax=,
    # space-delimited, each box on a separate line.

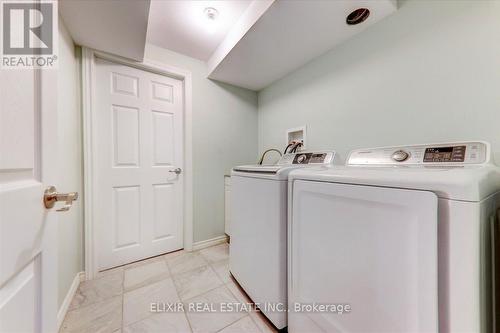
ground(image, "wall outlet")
xmin=286 ymin=126 xmax=307 ymax=150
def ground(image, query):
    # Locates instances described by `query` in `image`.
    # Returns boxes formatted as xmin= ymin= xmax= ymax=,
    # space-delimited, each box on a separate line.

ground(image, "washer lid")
xmin=232 ymin=165 xmax=283 ymax=174
xmin=232 ymin=164 xmax=310 ymax=180
xmin=232 ymin=150 xmax=336 ymax=180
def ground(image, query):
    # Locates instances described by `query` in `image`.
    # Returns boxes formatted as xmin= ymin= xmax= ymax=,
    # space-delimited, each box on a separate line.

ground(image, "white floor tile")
xmin=183 ymin=286 xmax=246 ymax=333
xmin=167 ymin=252 xmax=207 ymax=276
xmin=248 ymin=312 xmax=277 ymax=333
xmin=210 ymin=259 xmax=230 ymax=283
xmin=199 ymin=244 xmax=229 ymax=263
xmin=218 ymin=316 xmax=261 ymax=333
xmin=226 ymin=280 xmax=277 ymax=333
xmin=69 ymin=272 xmax=123 ymax=310
xmin=61 ymin=295 xmax=122 ymax=333
xmin=61 ymin=243 xmax=239 ymax=333
xmin=225 ymin=280 xmax=252 ymax=305
xmin=173 ymin=265 xmax=223 ymax=301
xmin=123 ymin=278 xmax=180 ymax=326
xmin=123 ymin=312 xmax=191 ymax=333
xmin=124 ymin=260 xmax=170 ymax=291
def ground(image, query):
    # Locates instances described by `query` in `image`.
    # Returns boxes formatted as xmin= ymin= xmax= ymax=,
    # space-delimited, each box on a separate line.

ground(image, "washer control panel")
xmin=347 ymin=142 xmax=488 ymax=166
xmin=423 ymin=146 xmax=465 ymax=163
xmin=277 ymin=151 xmax=335 ymax=165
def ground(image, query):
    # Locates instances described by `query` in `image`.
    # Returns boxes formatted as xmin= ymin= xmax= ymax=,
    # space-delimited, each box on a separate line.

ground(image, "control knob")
xmin=297 ymin=154 xmax=307 ymax=164
xmin=392 ymin=150 xmax=409 ymax=162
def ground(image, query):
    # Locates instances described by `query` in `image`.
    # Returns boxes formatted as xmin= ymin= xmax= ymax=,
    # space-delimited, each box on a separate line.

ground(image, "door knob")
xmin=44 ymin=186 xmax=79 ymax=212
xmin=169 ymin=168 xmax=182 ymax=175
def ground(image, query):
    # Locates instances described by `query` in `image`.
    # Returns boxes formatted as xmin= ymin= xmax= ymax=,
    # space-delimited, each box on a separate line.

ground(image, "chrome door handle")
xmin=44 ymin=186 xmax=79 ymax=212
xmin=169 ymin=168 xmax=182 ymax=175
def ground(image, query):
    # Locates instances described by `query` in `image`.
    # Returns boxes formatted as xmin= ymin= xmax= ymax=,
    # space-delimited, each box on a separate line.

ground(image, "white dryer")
xmin=288 ymin=142 xmax=500 ymax=333
xmin=230 ymin=151 xmax=336 ymax=330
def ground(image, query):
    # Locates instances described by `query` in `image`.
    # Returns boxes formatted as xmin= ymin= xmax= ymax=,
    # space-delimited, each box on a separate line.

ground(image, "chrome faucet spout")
xmin=258 ymin=149 xmax=283 ymax=165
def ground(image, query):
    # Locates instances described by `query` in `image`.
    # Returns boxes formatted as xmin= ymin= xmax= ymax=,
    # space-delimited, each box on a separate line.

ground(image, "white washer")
xmin=230 ymin=151 xmax=336 ymax=330
xmin=288 ymin=141 xmax=500 ymax=333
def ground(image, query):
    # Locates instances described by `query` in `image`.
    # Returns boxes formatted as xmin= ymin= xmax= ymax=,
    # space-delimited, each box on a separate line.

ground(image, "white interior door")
xmin=289 ymin=180 xmax=438 ymax=333
xmin=0 ymin=70 xmax=58 ymax=330
xmin=94 ymin=58 xmax=184 ymax=270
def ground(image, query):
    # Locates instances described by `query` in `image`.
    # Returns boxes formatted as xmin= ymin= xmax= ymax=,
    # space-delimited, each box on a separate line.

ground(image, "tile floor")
xmin=60 ymin=243 xmax=278 ymax=333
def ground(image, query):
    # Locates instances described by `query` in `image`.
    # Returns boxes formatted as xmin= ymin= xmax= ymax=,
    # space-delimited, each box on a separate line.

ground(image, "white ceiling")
xmin=147 ymin=0 xmax=253 ymax=61
xmin=60 ymin=0 xmax=150 ymax=61
xmin=208 ymin=0 xmax=398 ymax=90
xmin=61 ymin=0 xmax=398 ymax=91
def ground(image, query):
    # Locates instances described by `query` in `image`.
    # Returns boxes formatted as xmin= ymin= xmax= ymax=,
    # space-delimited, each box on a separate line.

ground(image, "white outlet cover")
xmin=287 ymin=126 xmax=307 ymax=150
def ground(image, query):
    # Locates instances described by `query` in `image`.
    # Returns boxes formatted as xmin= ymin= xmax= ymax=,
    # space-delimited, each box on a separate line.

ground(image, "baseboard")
xmin=192 ymin=235 xmax=228 ymax=251
xmin=57 ymin=271 xmax=85 ymax=330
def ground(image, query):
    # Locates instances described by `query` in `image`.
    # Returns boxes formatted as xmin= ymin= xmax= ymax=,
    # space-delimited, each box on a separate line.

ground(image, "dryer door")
xmin=289 ymin=180 xmax=438 ymax=333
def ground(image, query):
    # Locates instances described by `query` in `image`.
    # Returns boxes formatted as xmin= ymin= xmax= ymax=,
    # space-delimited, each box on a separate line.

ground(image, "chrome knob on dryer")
xmin=392 ymin=150 xmax=410 ymax=162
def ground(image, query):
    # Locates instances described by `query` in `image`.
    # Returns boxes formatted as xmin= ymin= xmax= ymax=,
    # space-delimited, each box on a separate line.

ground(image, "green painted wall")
xmin=258 ymin=0 xmax=500 ymax=163
xmin=146 ymin=44 xmax=258 ymax=243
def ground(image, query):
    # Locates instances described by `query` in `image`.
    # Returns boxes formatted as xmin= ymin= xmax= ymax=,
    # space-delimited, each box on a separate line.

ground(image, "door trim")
xmin=82 ymin=47 xmax=193 ymax=279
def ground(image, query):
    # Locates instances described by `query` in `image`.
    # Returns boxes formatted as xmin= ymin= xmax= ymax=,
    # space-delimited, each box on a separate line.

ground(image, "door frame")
xmin=81 ymin=47 xmax=193 ymax=279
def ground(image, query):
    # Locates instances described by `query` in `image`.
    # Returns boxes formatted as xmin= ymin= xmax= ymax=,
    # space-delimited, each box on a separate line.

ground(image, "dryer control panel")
xmin=347 ymin=142 xmax=489 ymax=166
xmin=277 ymin=151 xmax=335 ymax=165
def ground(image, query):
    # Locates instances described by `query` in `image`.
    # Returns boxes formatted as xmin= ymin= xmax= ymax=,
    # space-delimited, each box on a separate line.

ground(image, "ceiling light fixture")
xmin=204 ymin=7 xmax=219 ymax=34
xmin=346 ymin=8 xmax=370 ymax=25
